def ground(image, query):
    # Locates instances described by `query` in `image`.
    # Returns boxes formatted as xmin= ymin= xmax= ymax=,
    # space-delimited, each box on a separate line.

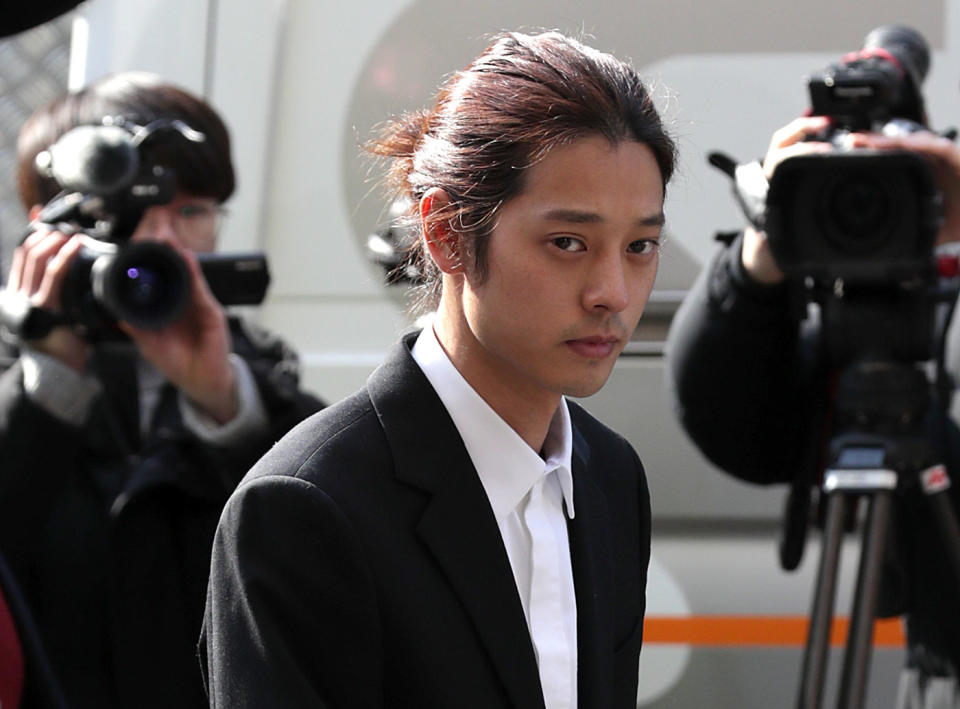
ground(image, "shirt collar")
xmin=411 ymin=324 xmax=575 ymax=522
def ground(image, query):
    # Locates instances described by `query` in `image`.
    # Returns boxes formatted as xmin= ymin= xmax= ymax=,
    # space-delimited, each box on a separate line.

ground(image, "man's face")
xmin=451 ymin=134 xmax=664 ymax=407
xmin=130 ymin=191 xmax=221 ymax=253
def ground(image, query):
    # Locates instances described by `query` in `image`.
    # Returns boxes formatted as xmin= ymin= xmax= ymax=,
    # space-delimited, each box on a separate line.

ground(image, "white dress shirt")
xmin=412 ymin=324 xmax=578 ymax=709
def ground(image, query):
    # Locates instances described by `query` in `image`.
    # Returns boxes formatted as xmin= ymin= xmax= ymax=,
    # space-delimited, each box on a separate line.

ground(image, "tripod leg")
xmin=797 ymin=492 xmax=849 ymax=709
xmin=894 ymin=668 xmax=921 ymax=709
xmin=923 ymin=677 xmax=957 ymax=708
xmin=837 ymin=490 xmax=893 ymax=709
xmin=920 ymin=465 xmax=960 ymax=591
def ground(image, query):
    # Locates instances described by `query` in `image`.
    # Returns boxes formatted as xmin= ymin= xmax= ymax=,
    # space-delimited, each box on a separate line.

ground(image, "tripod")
xmin=795 ymin=359 xmax=960 ymax=709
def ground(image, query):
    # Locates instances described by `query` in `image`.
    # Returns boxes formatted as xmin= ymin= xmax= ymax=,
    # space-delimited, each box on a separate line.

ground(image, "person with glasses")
xmin=0 ymin=72 xmax=324 ymax=709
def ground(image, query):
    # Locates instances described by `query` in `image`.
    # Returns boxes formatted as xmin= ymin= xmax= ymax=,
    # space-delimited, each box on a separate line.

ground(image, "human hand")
xmin=121 ymin=239 xmax=238 ymax=424
xmin=4 ymin=228 xmax=88 ymax=371
xmin=849 ymin=129 xmax=960 ymax=245
xmin=741 ymin=116 xmax=834 ymax=285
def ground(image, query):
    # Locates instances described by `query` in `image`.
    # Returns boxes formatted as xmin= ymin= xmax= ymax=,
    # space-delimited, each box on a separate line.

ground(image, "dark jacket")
xmin=0 ymin=316 xmax=324 ymax=709
xmin=665 ymin=233 xmax=960 ymax=674
xmin=201 ymin=333 xmax=651 ymax=709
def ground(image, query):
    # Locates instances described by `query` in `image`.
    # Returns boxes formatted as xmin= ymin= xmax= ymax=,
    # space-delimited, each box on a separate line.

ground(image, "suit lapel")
xmin=417 ymin=485 xmax=546 ymax=709
xmin=567 ymin=426 xmax=616 ymax=708
xmin=367 ymin=335 xmax=546 ymax=709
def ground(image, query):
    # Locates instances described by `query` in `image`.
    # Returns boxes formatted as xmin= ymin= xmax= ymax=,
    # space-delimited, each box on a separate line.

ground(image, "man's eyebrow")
xmin=541 ymin=208 xmax=666 ymax=227
xmin=639 ymin=211 xmax=666 ymax=227
xmin=541 ymin=209 xmax=603 ymax=224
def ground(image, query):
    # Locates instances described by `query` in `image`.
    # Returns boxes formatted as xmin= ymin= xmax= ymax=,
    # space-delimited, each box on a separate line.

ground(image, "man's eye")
xmin=628 ymin=239 xmax=659 ymax=255
xmin=178 ymin=204 xmax=213 ymax=219
xmin=553 ymin=236 xmax=585 ymax=252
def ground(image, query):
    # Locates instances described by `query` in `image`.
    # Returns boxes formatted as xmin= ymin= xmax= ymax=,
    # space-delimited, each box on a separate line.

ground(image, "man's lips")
xmin=564 ymin=335 xmax=621 ymax=359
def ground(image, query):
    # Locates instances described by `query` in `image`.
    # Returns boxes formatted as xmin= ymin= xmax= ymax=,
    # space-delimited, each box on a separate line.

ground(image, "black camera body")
xmin=763 ymin=26 xmax=944 ymax=364
xmin=3 ymin=117 xmax=269 ymax=342
xmin=56 ymin=238 xmax=269 ymax=337
xmin=765 ymin=149 xmax=941 ymax=286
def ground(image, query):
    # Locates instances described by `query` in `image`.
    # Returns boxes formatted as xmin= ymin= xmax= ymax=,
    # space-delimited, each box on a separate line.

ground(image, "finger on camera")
xmin=20 ymin=232 xmax=71 ymax=297
xmin=765 ymin=141 xmax=832 ymax=179
xmin=34 ymin=236 xmax=85 ymax=309
xmin=852 ymin=131 xmax=960 ymax=162
xmin=7 ymin=230 xmax=57 ymax=291
xmin=770 ymin=116 xmax=832 ymax=150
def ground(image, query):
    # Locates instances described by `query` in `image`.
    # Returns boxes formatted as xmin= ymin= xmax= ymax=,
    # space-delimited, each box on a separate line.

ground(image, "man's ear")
xmin=419 ymin=187 xmax=462 ymax=274
xmin=28 ymin=204 xmax=42 ymax=222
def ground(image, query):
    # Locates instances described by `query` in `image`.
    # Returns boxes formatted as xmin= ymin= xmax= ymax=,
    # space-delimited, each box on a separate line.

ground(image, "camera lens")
xmin=827 ymin=173 xmax=890 ymax=242
xmin=863 ymin=25 xmax=930 ymax=89
xmin=120 ymin=266 xmax=165 ymax=308
xmin=92 ymin=241 xmax=190 ymax=329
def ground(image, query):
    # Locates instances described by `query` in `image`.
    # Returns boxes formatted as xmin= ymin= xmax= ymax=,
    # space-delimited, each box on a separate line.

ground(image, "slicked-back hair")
xmin=368 ymin=31 xmax=677 ymax=313
xmin=16 ymin=72 xmax=235 ymax=212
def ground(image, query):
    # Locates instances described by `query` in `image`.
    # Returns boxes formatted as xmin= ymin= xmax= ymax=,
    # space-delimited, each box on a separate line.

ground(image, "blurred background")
xmin=3 ymin=0 xmax=958 ymax=706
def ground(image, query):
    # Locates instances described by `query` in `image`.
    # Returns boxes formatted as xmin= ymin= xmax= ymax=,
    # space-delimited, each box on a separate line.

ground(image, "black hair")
xmin=16 ymin=71 xmax=235 ymax=211
xmin=368 ymin=30 xmax=676 ymax=312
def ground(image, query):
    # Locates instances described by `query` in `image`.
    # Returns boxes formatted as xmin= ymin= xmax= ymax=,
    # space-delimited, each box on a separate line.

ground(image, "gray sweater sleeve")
xmin=20 ymin=348 xmax=101 ymax=427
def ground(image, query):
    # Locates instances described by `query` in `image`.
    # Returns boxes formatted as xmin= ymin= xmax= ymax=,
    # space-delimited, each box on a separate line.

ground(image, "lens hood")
xmin=91 ymin=241 xmax=191 ymax=329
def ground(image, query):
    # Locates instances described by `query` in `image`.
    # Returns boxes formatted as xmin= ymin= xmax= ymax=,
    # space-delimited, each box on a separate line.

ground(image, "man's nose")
xmin=582 ymin=253 xmax=630 ymax=313
xmin=134 ymin=205 xmax=178 ymax=243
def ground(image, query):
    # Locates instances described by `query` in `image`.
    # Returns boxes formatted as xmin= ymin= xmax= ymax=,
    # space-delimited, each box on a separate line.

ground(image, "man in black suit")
xmin=202 ymin=30 xmax=677 ymax=709
xmin=0 ymin=74 xmax=323 ymax=708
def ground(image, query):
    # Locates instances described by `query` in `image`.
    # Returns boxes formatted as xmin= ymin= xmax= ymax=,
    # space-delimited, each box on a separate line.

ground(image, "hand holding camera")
xmin=117 ymin=234 xmax=239 ymax=424
xmin=0 ymin=117 xmax=270 ymax=422
xmin=4 ymin=228 xmax=89 ymax=372
xmin=742 ymin=115 xmax=833 ymax=285
xmin=744 ymin=118 xmax=960 ymax=284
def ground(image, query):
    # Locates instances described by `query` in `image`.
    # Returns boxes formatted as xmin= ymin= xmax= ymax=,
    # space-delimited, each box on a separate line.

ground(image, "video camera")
xmin=0 ymin=116 xmax=269 ymax=342
xmin=763 ymin=25 xmax=946 ymax=365
xmin=709 ymin=27 xmax=960 ymax=705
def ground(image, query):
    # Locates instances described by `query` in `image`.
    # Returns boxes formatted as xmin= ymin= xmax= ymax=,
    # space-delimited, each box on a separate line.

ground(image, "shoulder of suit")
xmin=243 ymin=387 xmax=388 ymax=485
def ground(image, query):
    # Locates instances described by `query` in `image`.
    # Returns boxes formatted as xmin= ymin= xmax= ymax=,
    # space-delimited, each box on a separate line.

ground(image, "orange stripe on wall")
xmin=644 ymin=616 xmax=905 ymax=647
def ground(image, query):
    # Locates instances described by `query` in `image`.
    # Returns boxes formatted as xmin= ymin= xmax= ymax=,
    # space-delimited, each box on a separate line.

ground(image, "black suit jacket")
xmin=201 ymin=333 xmax=651 ymax=708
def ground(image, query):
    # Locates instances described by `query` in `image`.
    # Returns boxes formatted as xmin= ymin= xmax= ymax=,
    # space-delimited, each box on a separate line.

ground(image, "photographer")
xmin=666 ymin=108 xmax=960 ymax=678
xmin=0 ymin=73 xmax=324 ymax=708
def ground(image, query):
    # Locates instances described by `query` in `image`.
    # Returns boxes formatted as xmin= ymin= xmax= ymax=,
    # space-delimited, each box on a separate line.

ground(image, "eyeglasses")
xmin=138 ymin=199 xmax=226 ymax=246
xmin=169 ymin=202 xmax=226 ymax=239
